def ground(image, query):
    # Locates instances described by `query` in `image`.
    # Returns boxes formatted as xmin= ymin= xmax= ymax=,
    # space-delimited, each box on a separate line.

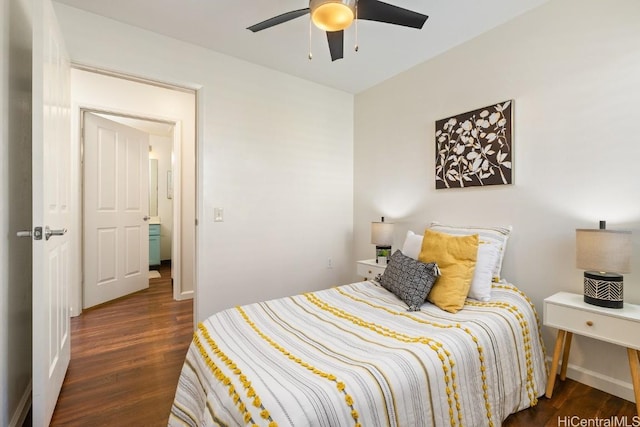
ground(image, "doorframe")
xmin=79 ymin=108 xmax=183 ymax=305
xmin=69 ymin=64 xmax=199 ymax=319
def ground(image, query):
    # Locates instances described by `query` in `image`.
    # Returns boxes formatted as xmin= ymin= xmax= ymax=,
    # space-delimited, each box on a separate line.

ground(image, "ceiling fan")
xmin=247 ymin=0 xmax=428 ymax=62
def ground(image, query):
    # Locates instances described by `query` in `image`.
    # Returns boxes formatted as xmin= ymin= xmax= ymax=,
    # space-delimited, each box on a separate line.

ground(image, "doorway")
xmin=70 ymin=66 xmax=197 ymax=316
xmin=81 ymin=111 xmax=177 ymax=308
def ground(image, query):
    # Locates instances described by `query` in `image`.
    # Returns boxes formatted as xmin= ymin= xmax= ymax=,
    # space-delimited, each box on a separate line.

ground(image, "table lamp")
xmin=576 ymin=221 xmax=632 ymax=308
xmin=371 ymin=217 xmax=394 ymax=264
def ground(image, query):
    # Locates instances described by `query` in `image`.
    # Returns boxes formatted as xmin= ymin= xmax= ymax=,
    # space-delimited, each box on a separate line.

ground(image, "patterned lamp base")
xmin=583 ymin=271 xmax=623 ymax=309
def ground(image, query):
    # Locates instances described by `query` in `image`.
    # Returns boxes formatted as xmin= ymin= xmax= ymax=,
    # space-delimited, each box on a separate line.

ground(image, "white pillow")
xmin=467 ymin=240 xmax=501 ymax=301
xmin=429 ymin=222 xmax=511 ymax=281
xmin=401 ymin=230 xmax=423 ymax=260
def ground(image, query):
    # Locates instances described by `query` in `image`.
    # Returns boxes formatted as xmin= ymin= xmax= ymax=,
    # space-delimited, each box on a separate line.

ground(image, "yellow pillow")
xmin=418 ymin=229 xmax=479 ymax=313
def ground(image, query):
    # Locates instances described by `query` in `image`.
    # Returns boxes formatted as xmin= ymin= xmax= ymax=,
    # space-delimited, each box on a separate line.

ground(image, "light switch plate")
xmin=214 ymin=208 xmax=224 ymax=222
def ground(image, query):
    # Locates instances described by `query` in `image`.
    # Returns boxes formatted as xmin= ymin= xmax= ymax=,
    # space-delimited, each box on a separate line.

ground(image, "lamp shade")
xmin=371 ymin=218 xmax=394 ymax=246
xmin=576 ymin=228 xmax=632 ymax=273
xmin=310 ymin=0 xmax=356 ymax=31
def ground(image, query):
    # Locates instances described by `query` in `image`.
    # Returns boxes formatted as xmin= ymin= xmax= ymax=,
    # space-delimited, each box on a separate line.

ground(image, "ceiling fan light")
xmin=310 ymin=0 xmax=356 ymax=32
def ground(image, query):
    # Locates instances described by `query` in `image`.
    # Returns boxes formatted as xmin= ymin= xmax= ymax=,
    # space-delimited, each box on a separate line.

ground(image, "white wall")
xmin=149 ymin=134 xmax=173 ymax=260
xmin=52 ymin=3 xmax=355 ymax=322
xmin=354 ymin=0 xmax=640 ymax=401
xmin=0 ymin=0 xmax=33 ymax=424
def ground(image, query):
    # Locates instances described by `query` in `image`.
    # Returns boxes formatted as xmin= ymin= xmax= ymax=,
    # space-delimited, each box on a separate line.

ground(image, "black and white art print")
xmin=435 ymin=100 xmax=513 ymax=189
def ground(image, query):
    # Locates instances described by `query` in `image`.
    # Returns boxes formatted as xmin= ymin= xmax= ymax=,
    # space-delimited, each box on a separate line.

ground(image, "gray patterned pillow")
xmin=379 ymin=250 xmax=440 ymax=311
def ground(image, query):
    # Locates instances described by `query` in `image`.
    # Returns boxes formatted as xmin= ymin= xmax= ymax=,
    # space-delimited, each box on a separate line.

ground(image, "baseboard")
xmin=177 ymin=289 xmax=194 ymax=301
xmin=9 ymin=381 xmax=31 ymax=427
xmin=560 ymin=361 xmax=635 ymax=403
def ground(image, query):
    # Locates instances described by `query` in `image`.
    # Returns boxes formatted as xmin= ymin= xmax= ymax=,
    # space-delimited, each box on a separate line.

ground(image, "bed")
xmin=168 ymin=278 xmax=547 ymax=426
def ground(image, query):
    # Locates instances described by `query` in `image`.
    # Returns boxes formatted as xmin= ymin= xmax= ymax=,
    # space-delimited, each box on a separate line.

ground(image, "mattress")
xmin=169 ymin=280 xmax=547 ymax=426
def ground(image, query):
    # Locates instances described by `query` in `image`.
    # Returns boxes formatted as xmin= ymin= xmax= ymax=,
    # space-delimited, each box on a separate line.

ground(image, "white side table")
xmin=356 ymin=259 xmax=386 ymax=280
xmin=544 ymin=291 xmax=640 ymax=414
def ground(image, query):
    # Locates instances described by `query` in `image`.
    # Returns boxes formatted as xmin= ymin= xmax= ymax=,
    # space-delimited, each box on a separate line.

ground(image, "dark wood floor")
xmin=37 ymin=266 xmax=636 ymax=426
xmin=503 ymin=377 xmax=637 ymax=426
xmin=49 ymin=263 xmax=193 ymax=426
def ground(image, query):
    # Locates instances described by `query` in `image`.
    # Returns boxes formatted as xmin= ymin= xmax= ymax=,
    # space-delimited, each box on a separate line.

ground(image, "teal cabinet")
xmin=149 ymin=224 xmax=161 ymax=267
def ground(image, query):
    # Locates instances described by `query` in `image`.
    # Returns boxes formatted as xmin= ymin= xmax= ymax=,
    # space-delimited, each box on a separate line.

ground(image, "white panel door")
xmin=83 ymin=113 xmax=150 ymax=308
xmin=31 ymin=0 xmax=71 ymax=425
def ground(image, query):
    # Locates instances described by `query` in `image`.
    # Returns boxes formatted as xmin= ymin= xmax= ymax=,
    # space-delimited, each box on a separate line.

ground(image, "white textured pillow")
xmin=401 ymin=230 xmax=423 ymax=260
xmin=468 ymin=240 xmax=501 ymax=301
xmin=429 ymin=222 xmax=512 ymax=281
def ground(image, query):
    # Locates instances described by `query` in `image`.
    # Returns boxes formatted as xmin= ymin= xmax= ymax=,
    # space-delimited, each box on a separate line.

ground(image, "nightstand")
xmin=356 ymin=259 xmax=386 ymax=280
xmin=544 ymin=292 xmax=640 ymax=414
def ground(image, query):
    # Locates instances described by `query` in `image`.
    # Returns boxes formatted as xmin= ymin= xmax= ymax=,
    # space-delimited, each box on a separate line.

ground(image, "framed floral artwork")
xmin=435 ymin=100 xmax=513 ymax=189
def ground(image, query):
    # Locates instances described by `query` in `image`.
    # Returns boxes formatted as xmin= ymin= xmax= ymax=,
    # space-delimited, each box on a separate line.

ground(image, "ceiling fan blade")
xmin=326 ymin=30 xmax=344 ymax=62
xmin=247 ymin=8 xmax=310 ymax=32
xmin=357 ymin=0 xmax=428 ymax=29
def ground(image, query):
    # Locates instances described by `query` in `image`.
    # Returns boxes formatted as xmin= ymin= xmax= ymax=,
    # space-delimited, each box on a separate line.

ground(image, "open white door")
xmin=31 ymin=0 xmax=71 ymax=425
xmin=83 ymin=113 xmax=150 ymax=308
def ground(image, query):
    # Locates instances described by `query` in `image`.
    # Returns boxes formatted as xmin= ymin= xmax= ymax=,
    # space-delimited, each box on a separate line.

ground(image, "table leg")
xmin=627 ymin=348 xmax=640 ymax=416
xmin=546 ymin=329 xmax=567 ymax=398
xmin=560 ymin=332 xmax=573 ymax=380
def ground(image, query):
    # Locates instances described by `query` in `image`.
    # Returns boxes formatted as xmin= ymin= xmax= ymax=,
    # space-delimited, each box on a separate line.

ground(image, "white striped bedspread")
xmin=169 ymin=281 xmax=548 ymax=427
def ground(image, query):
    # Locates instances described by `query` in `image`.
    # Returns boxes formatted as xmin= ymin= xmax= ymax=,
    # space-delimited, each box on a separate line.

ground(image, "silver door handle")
xmin=17 ymin=230 xmax=32 ymax=238
xmin=45 ymin=226 xmax=67 ymax=240
xmin=143 ymin=216 xmax=150 ymax=221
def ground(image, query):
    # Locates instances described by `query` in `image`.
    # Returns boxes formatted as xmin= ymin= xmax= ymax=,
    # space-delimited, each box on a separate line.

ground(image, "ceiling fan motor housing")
xmin=310 ymin=0 xmax=357 ymax=31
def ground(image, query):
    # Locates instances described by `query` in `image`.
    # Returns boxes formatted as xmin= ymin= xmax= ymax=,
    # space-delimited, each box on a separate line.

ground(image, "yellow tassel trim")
xmin=467 ymin=296 xmax=538 ymax=409
xmin=333 ymin=288 xmax=480 ymax=426
xmin=493 ymin=283 xmax=549 ymax=379
xmin=237 ymin=306 xmax=360 ymax=426
xmin=197 ymin=323 xmax=277 ymax=427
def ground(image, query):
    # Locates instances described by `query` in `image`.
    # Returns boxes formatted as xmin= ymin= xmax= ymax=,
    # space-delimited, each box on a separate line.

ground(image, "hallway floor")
xmin=49 ymin=263 xmax=193 ymax=426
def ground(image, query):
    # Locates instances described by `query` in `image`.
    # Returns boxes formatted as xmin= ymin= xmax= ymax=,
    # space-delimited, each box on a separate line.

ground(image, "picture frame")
xmin=435 ymin=100 xmax=513 ymax=189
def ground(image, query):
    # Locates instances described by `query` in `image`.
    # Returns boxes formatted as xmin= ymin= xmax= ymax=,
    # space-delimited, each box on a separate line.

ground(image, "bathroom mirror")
xmin=149 ymin=158 xmax=158 ymax=217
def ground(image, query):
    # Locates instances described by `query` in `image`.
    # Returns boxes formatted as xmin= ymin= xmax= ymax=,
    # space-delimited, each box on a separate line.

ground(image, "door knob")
xmin=143 ymin=216 xmax=151 ymax=221
xmin=45 ymin=226 xmax=67 ymax=240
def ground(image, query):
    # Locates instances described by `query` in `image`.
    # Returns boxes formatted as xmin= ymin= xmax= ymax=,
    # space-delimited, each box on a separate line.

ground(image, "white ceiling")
xmin=53 ymin=0 xmax=548 ymax=94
